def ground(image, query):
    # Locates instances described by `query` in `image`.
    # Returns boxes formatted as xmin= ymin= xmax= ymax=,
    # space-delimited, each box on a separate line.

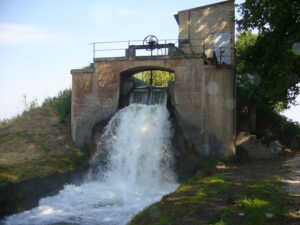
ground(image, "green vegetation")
xmin=0 ymin=89 xmax=87 ymax=184
xmin=134 ymin=70 xmax=175 ymax=87
xmin=235 ymin=0 xmax=300 ymax=149
xmin=238 ymin=178 xmax=287 ymax=225
xmin=43 ymin=89 xmax=72 ymax=123
xmin=22 ymin=94 xmax=39 ymax=113
xmin=255 ymin=101 xmax=300 ymax=148
xmin=130 ymin=161 xmax=290 ymax=225
xmin=0 ymin=89 xmax=72 ymax=125
xmin=237 ymin=85 xmax=300 ymax=149
xmin=202 ymin=158 xmax=222 ymax=174
xmin=236 ymin=31 xmax=258 ymax=78
xmin=236 ymin=0 xmax=300 ymax=110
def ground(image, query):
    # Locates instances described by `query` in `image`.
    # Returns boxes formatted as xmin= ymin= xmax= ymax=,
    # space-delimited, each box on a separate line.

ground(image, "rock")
xmin=265 ymin=212 xmax=274 ymax=218
xmin=268 ymin=140 xmax=282 ymax=154
xmin=236 ymin=132 xmax=278 ymax=159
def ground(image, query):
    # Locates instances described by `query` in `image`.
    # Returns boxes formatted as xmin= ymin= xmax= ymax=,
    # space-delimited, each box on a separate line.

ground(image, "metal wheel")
xmin=143 ymin=35 xmax=159 ymax=51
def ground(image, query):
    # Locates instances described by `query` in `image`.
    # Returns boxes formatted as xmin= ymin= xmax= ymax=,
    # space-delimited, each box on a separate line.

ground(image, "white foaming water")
xmin=2 ymin=104 xmax=178 ymax=225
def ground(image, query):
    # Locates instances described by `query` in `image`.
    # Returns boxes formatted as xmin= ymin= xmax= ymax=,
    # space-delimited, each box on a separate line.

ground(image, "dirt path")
xmin=280 ymin=153 xmax=300 ymax=221
xmin=130 ymin=154 xmax=300 ymax=225
xmin=282 ymin=154 xmax=300 ymax=197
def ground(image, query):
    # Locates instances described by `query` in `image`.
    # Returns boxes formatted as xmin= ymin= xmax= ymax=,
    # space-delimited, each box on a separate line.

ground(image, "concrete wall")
xmin=174 ymin=64 xmax=236 ymax=158
xmin=176 ymin=0 xmax=235 ymax=63
xmin=71 ymin=64 xmax=120 ymax=151
xmin=71 ymin=56 xmax=235 ymax=158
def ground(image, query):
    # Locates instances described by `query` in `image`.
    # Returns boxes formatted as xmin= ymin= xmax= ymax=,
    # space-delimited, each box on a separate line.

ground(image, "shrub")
xmin=43 ymin=89 xmax=72 ymax=123
xmin=237 ymin=86 xmax=300 ymax=150
xmin=55 ymin=89 xmax=72 ymax=122
xmin=256 ymin=104 xmax=300 ymax=149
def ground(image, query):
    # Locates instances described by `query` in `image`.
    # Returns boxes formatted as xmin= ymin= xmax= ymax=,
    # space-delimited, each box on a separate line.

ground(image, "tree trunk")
xmin=248 ymin=102 xmax=257 ymax=133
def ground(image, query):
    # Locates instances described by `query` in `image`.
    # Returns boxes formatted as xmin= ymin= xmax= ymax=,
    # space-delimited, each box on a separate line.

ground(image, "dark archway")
xmin=119 ymin=66 xmax=175 ymax=108
xmin=120 ymin=66 xmax=174 ymax=76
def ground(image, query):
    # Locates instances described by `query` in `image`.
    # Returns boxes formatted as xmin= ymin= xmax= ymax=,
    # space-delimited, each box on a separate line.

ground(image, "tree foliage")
xmin=236 ymin=0 xmax=300 ymax=110
xmin=134 ymin=70 xmax=175 ymax=87
xmin=236 ymin=31 xmax=258 ymax=77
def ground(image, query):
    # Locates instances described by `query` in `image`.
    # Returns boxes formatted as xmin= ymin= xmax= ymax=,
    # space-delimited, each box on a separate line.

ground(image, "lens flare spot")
xmin=141 ymin=125 xmax=148 ymax=132
xmin=292 ymin=42 xmax=300 ymax=55
xmin=206 ymin=82 xmax=219 ymax=95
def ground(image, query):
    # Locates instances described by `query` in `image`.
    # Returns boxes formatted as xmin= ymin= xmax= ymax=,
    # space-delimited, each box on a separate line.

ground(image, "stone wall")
xmin=175 ymin=0 xmax=235 ymax=63
xmin=71 ymin=56 xmax=235 ymax=158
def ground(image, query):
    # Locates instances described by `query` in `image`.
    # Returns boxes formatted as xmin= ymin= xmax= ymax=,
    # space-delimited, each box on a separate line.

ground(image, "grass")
xmin=202 ymin=158 xmax=221 ymax=174
xmin=0 ymin=132 xmax=87 ymax=184
xmin=129 ymin=159 xmax=290 ymax=225
xmin=0 ymin=89 xmax=72 ymax=126
xmin=130 ymin=173 xmax=234 ymax=225
xmin=236 ymin=178 xmax=287 ymax=225
xmin=0 ymin=89 xmax=88 ymax=184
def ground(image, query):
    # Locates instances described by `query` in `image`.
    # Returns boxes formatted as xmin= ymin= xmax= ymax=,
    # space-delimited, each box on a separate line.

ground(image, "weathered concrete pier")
xmin=71 ymin=0 xmax=236 ymax=159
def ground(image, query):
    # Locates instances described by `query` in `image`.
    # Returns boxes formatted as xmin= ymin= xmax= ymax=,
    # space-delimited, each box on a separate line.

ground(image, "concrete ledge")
xmin=71 ymin=68 xmax=94 ymax=74
xmin=93 ymin=55 xmax=204 ymax=63
xmin=94 ymin=56 xmax=128 ymax=62
xmin=204 ymin=64 xmax=235 ymax=70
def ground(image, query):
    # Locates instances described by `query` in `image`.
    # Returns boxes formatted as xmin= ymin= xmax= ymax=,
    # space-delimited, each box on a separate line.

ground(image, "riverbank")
xmin=130 ymin=153 xmax=300 ymax=225
xmin=0 ymin=91 xmax=88 ymax=217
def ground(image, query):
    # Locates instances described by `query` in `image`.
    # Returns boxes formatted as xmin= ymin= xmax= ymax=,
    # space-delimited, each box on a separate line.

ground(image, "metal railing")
xmin=89 ymin=38 xmax=235 ymax=64
xmin=90 ymin=39 xmax=179 ymax=58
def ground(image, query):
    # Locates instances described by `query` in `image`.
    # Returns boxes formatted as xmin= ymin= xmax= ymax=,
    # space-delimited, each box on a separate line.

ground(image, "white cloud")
xmin=89 ymin=3 xmax=133 ymax=24
xmin=116 ymin=8 xmax=133 ymax=16
xmin=0 ymin=23 xmax=66 ymax=46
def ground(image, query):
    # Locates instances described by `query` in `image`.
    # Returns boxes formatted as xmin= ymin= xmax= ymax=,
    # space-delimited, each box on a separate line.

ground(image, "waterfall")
xmin=2 ymin=90 xmax=178 ymax=225
xmin=129 ymin=86 xmax=149 ymax=105
xmin=129 ymin=86 xmax=168 ymax=105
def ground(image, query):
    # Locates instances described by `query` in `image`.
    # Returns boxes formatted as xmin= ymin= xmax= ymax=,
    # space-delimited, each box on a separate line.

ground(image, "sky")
xmin=0 ymin=0 xmax=299 ymax=123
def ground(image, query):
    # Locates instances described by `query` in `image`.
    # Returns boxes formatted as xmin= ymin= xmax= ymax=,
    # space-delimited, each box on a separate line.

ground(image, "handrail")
xmin=89 ymin=38 xmax=180 ymax=58
xmin=89 ymin=39 xmax=179 ymax=45
xmin=89 ymin=38 xmax=234 ymax=64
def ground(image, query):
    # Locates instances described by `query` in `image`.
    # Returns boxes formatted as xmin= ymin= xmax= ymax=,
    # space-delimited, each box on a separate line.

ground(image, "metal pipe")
xmin=95 ymin=48 xmax=126 ymax=51
xmin=93 ymin=43 xmax=95 ymax=59
xmin=150 ymin=70 xmax=153 ymax=86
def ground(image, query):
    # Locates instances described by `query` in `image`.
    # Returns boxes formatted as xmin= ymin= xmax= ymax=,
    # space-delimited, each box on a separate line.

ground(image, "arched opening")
xmin=119 ymin=66 xmax=175 ymax=108
xmin=133 ymin=70 xmax=175 ymax=87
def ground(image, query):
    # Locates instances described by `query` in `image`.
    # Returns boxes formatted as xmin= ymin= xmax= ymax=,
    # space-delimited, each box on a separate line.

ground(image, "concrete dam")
xmin=71 ymin=0 xmax=236 ymax=163
xmin=3 ymin=1 xmax=236 ymax=224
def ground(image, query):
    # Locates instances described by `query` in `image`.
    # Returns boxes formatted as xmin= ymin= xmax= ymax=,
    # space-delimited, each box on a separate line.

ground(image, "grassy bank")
xmin=0 ymin=90 xmax=88 ymax=185
xmin=130 ymin=158 xmax=296 ymax=225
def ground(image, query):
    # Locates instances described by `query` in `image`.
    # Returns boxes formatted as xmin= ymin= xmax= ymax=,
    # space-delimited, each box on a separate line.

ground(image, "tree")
xmin=236 ymin=31 xmax=258 ymax=80
xmin=236 ymin=31 xmax=260 ymax=132
xmin=134 ymin=71 xmax=175 ymax=87
xmin=236 ymin=0 xmax=300 ymax=110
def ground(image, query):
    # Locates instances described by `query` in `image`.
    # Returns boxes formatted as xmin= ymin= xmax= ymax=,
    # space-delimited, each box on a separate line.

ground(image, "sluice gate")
xmin=71 ymin=1 xmax=236 ymax=170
